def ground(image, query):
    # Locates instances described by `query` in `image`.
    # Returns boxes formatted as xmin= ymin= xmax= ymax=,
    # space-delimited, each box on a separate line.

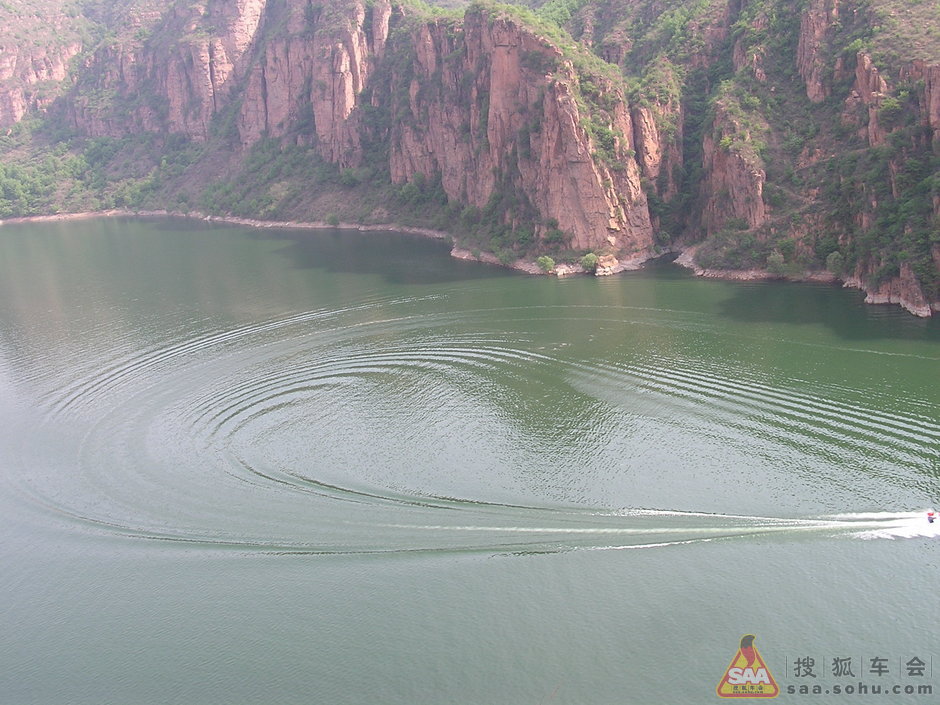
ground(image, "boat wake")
xmin=13 ymin=476 xmax=938 ymax=554
xmin=7 ymin=299 xmax=938 ymax=558
xmin=823 ymin=511 xmax=940 ymax=540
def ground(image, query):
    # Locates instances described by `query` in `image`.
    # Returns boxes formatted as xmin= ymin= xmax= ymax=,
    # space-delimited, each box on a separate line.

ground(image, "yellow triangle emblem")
xmin=716 ymin=634 xmax=779 ymax=698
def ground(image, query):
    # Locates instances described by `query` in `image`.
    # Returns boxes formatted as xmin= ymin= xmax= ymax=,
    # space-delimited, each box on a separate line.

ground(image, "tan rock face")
xmin=595 ymin=253 xmax=619 ymax=276
xmin=855 ymin=262 xmax=933 ymax=317
xmin=63 ymin=0 xmax=650 ymax=255
xmin=700 ymin=139 xmax=765 ymax=234
xmin=925 ymin=65 xmax=940 ymax=147
xmin=387 ymin=12 xmax=653 ymax=255
xmin=237 ymin=0 xmax=387 ymax=165
xmin=901 ymin=60 xmax=940 ymax=147
xmin=857 ymin=53 xmax=890 ymax=147
xmin=797 ymin=0 xmax=838 ymax=103
xmin=632 ymin=106 xmax=662 ymax=182
xmin=631 ymin=100 xmax=682 ymax=203
xmin=699 ymin=101 xmax=766 ymax=236
xmin=204 ymin=0 xmax=266 ymax=107
xmin=213 ymin=0 xmax=266 ymax=60
xmin=70 ymin=0 xmax=266 ymax=140
xmin=61 ymin=2 xmax=654 ymax=256
xmin=0 ymin=41 xmax=82 ymax=127
xmin=834 ymin=53 xmax=939 ymax=315
xmin=733 ymin=10 xmax=769 ymax=84
xmin=67 ymin=0 xmax=384 ymax=152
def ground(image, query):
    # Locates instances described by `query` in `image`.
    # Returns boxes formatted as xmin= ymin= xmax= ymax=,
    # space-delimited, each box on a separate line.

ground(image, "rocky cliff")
xmin=0 ymin=42 xmax=82 ymax=128
xmin=901 ymin=59 xmax=940 ymax=149
xmin=69 ymin=0 xmax=264 ymax=139
xmin=797 ymin=0 xmax=838 ymax=103
xmin=236 ymin=0 xmax=385 ymax=164
xmin=0 ymin=4 xmax=85 ymax=128
xmin=792 ymin=0 xmax=940 ymax=315
xmin=385 ymin=10 xmax=651 ymax=253
xmin=0 ymin=0 xmax=936 ymax=313
xmin=59 ymin=0 xmax=652 ymax=258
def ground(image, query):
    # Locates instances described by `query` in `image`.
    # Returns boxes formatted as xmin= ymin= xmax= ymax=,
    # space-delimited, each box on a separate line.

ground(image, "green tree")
xmin=536 ymin=255 xmax=555 ymax=273
xmin=581 ymin=252 xmax=599 ymax=272
xmin=825 ymin=251 xmax=845 ymax=276
xmin=766 ymin=251 xmax=786 ymax=276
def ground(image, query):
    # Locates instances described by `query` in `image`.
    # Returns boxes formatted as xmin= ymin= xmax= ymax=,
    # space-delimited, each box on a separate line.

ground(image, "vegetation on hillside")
xmin=0 ymin=0 xmax=936 ymax=300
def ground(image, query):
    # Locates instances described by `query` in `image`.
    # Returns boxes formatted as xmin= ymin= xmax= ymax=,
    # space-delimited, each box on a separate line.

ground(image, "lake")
xmin=1 ymin=217 xmax=938 ymax=704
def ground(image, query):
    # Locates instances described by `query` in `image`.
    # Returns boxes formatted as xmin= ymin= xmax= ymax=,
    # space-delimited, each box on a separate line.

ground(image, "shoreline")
xmin=672 ymin=246 xmax=838 ymax=284
xmin=0 ymin=208 xmax=651 ymax=277
xmin=2 ymin=209 xmax=935 ymax=317
xmin=674 ymin=246 xmax=936 ymax=318
xmin=0 ymin=209 xmax=453 ymax=240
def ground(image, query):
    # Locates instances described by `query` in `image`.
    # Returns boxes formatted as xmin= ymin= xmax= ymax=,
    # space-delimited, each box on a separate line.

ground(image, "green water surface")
xmin=0 ymin=218 xmax=938 ymax=704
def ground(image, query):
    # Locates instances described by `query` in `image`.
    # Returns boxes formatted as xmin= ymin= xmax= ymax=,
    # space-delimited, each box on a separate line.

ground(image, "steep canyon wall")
xmin=0 ymin=0 xmax=936 ymax=313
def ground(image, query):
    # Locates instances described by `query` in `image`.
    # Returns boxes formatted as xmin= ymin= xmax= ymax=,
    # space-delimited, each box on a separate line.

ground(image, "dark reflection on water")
xmin=250 ymin=226 xmax=517 ymax=285
xmin=714 ymin=275 xmax=940 ymax=341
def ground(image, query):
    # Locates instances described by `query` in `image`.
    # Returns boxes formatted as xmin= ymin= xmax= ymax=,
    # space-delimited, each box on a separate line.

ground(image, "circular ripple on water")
xmin=14 ymin=295 xmax=940 ymax=554
xmin=19 ymin=298 xmax=656 ymax=553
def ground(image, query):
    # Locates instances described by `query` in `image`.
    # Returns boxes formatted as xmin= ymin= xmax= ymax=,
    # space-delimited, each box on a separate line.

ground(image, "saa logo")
xmin=716 ymin=634 xmax=779 ymax=698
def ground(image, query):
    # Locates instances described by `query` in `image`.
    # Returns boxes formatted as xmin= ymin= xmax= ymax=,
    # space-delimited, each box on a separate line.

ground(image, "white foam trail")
xmin=825 ymin=511 xmax=921 ymax=520
xmin=817 ymin=511 xmax=940 ymax=540
xmin=628 ymin=508 xmax=822 ymax=523
xmin=379 ymin=509 xmax=940 ymax=545
xmin=593 ymin=538 xmax=720 ymax=551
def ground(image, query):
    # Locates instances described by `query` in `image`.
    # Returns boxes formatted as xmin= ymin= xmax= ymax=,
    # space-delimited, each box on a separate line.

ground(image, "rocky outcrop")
xmin=632 ymin=106 xmax=662 ymax=183
xmin=0 ymin=1 xmax=89 ymax=129
xmin=851 ymin=52 xmax=890 ymax=147
xmin=845 ymin=262 xmax=934 ymax=318
xmin=797 ymin=0 xmax=838 ymax=103
xmin=842 ymin=51 xmax=888 ymax=147
xmin=900 ymin=59 xmax=940 ymax=147
xmin=60 ymin=0 xmax=651 ymax=254
xmin=699 ymin=101 xmax=766 ymax=236
xmin=238 ymin=0 xmax=388 ymax=164
xmin=631 ymin=101 xmax=682 ymax=201
xmin=0 ymin=41 xmax=82 ymax=128
xmin=700 ymin=142 xmax=765 ymax=234
xmin=833 ymin=51 xmax=940 ymax=315
xmin=387 ymin=10 xmax=653 ymax=254
xmin=69 ymin=0 xmax=387 ymax=159
xmin=70 ymin=0 xmax=265 ymax=140
xmin=842 ymin=53 xmax=940 ymax=153
xmin=733 ymin=8 xmax=769 ymax=84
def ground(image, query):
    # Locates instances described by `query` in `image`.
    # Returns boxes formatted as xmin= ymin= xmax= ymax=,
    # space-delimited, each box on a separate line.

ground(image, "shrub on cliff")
xmin=581 ymin=252 xmax=599 ymax=272
xmin=825 ymin=251 xmax=845 ymax=277
xmin=536 ymin=255 xmax=555 ymax=272
xmin=766 ymin=251 xmax=786 ymax=276
xmin=695 ymin=228 xmax=769 ymax=270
